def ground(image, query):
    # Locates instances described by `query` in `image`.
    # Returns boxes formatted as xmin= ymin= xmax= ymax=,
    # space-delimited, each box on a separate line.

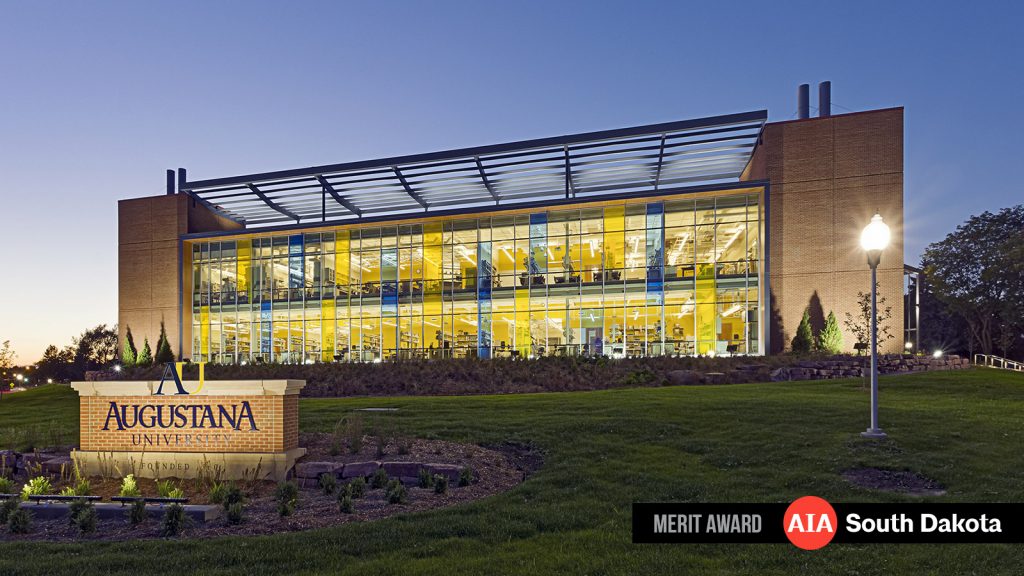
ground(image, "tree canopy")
xmin=922 ymin=205 xmax=1024 ymax=357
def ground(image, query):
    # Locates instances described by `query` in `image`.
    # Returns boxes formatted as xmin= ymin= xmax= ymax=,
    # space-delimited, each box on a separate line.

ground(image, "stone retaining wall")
xmin=665 ymin=354 xmax=970 ymax=385
xmin=769 ymin=354 xmax=970 ymax=381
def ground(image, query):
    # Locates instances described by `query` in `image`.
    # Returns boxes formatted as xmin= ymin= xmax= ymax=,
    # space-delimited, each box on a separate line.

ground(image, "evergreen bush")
xmin=791 ymin=309 xmax=814 ymax=353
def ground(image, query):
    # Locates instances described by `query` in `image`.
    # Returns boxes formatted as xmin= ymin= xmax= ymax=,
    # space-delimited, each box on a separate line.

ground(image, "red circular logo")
xmin=783 ymin=496 xmax=837 ymax=550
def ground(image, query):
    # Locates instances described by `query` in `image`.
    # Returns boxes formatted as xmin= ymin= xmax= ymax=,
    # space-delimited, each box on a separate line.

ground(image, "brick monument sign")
xmin=71 ymin=378 xmax=305 ymax=481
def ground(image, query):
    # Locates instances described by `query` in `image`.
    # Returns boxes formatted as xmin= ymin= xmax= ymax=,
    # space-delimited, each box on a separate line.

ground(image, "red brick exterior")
xmin=743 ymin=108 xmax=905 ymax=354
xmin=78 ymin=393 xmax=299 ymax=454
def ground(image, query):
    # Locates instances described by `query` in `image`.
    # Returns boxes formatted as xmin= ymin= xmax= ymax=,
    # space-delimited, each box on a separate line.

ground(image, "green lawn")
xmin=1 ymin=369 xmax=1023 ymax=575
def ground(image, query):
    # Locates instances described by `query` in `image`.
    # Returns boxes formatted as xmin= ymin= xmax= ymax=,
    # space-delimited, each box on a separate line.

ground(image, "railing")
xmin=974 ymin=354 xmax=1024 ymax=372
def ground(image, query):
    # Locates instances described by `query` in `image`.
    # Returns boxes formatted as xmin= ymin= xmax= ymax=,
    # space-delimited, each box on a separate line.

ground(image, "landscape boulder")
xmin=382 ymin=461 xmax=423 ymax=484
xmin=424 ymin=464 xmax=463 ymax=484
xmin=294 ymin=461 xmax=343 ymax=480
xmin=666 ymin=370 xmax=702 ymax=386
xmin=340 ymin=461 xmax=380 ymax=479
xmin=41 ymin=456 xmax=73 ymax=475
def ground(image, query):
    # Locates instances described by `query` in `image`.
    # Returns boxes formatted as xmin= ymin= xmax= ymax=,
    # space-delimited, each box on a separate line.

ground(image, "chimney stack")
xmin=818 ymin=81 xmax=831 ymax=117
xmin=166 ymin=169 xmax=176 ymax=195
xmin=797 ymin=84 xmax=810 ymax=119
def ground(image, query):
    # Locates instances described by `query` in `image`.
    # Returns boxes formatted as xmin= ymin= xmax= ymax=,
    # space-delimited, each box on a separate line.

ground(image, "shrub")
xmin=397 ymin=437 xmax=411 ymax=455
xmin=338 ymin=491 xmax=354 ymax=513
xmin=345 ymin=415 xmax=363 ymax=454
xmin=791 ymin=309 xmax=814 ymax=353
xmin=137 ymin=338 xmax=153 ymax=366
xmin=370 ymin=468 xmax=388 ymax=489
xmin=167 ymin=487 xmax=185 ymax=500
xmin=0 ymin=477 xmax=13 ymax=494
xmin=70 ymin=499 xmax=97 ymax=534
xmin=156 ymin=479 xmax=177 ymax=498
xmin=622 ymin=369 xmax=656 ymax=387
xmin=155 ymin=320 xmax=175 ymax=364
xmin=348 ymin=477 xmax=365 ymax=499
xmin=8 ymin=507 xmax=32 ymax=534
xmin=119 ymin=474 xmax=141 ymax=498
xmin=275 ymin=481 xmax=299 ymax=517
xmin=160 ymin=503 xmax=187 ymax=537
xmin=128 ymin=499 xmax=147 ymax=525
xmin=68 ymin=497 xmax=90 ymax=525
xmin=21 ymin=476 xmax=52 ymax=500
xmin=0 ymin=497 xmax=19 ymax=524
xmin=384 ymin=479 xmax=407 ymax=504
xmin=329 ymin=418 xmax=345 ymax=456
xmin=458 ymin=467 xmax=474 ymax=487
xmin=319 ymin=473 xmax=337 ymax=496
xmin=208 ymin=481 xmax=227 ymax=505
xmin=418 ymin=468 xmax=434 ymax=489
xmin=73 ymin=475 xmax=92 ymax=494
xmin=223 ymin=483 xmax=244 ymax=509
xmin=226 ymin=502 xmax=244 ymax=525
xmin=818 ymin=311 xmax=845 ymax=354
xmin=433 ymin=474 xmax=449 ymax=494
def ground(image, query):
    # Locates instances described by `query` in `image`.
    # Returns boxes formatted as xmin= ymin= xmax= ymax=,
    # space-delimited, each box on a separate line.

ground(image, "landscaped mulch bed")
xmin=0 ymin=434 xmax=540 ymax=541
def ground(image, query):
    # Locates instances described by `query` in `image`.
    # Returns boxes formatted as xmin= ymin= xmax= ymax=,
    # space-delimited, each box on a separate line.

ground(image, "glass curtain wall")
xmin=190 ymin=190 xmax=762 ymax=363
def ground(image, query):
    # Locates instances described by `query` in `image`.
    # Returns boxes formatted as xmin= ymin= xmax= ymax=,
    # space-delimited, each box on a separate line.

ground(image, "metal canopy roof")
xmin=180 ymin=110 xmax=766 ymax=227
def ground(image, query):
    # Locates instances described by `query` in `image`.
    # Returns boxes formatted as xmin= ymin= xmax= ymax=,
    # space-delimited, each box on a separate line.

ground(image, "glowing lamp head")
xmin=860 ymin=213 xmax=891 ymax=253
xmin=933 ymin=350 xmax=943 ymax=358
xmin=113 ymin=365 xmax=122 ymax=372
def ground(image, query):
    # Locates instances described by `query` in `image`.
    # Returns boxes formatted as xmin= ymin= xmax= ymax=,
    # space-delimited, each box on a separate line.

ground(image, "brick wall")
xmin=78 ymin=393 xmax=293 ymax=453
xmin=118 ymin=194 xmax=241 ymax=361
xmin=744 ymin=108 xmax=905 ymax=354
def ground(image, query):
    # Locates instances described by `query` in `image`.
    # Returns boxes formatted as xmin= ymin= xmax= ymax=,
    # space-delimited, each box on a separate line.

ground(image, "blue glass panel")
xmin=288 ymin=235 xmax=304 ymax=289
xmin=260 ymin=301 xmax=272 ymax=355
xmin=646 ymin=203 xmax=664 ymax=290
xmin=477 ymin=242 xmax=492 ymax=358
xmin=477 ymin=300 xmax=492 ymax=359
xmin=477 ymin=242 xmax=492 ymax=300
xmin=528 ymin=213 xmax=547 ymax=274
xmin=381 ymin=248 xmax=398 ymax=308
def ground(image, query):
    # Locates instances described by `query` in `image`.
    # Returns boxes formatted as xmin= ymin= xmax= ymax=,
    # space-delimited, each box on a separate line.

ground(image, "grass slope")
xmin=1 ymin=369 xmax=1023 ymax=575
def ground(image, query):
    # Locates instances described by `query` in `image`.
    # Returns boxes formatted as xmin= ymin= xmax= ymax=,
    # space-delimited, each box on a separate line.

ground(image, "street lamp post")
xmin=860 ymin=213 xmax=890 ymax=439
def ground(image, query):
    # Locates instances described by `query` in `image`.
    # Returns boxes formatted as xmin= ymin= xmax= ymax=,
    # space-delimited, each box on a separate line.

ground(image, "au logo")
xmin=154 ymin=362 xmax=207 ymax=395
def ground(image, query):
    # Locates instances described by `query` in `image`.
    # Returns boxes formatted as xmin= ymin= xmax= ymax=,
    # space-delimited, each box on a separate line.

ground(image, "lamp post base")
xmin=861 ymin=428 xmax=887 ymax=439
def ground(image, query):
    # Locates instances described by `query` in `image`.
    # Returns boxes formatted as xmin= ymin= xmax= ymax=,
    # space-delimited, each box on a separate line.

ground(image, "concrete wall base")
xmin=71 ymin=448 xmax=306 ymax=482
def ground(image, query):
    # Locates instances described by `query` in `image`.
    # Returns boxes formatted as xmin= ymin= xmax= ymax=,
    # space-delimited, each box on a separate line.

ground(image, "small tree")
xmin=137 ymin=338 xmax=153 ymax=366
xmin=817 ymin=311 xmax=844 ymax=354
xmin=790 ymin=309 xmax=814 ymax=353
xmin=121 ymin=327 xmax=138 ymax=367
xmin=155 ymin=321 xmax=175 ymax=364
xmin=844 ymin=282 xmax=894 ymax=353
xmin=0 ymin=340 xmax=16 ymax=372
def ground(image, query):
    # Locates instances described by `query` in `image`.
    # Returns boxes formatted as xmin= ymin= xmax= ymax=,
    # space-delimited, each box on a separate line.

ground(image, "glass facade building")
xmin=188 ymin=188 xmax=764 ymax=363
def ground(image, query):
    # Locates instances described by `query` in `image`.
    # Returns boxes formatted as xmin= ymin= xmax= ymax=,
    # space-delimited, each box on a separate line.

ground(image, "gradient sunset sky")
xmin=1 ymin=1 xmax=1021 ymax=362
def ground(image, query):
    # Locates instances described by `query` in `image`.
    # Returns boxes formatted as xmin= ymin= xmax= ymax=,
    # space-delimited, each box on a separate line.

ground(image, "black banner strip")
xmin=633 ymin=503 xmax=1024 ymax=544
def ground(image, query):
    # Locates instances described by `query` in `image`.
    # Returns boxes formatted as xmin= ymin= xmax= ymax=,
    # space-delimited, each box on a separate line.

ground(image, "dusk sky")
xmin=1 ymin=1 xmax=1021 ymax=363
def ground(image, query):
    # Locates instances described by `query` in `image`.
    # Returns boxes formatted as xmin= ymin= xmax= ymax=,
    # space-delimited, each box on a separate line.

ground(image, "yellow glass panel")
xmin=515 ymin=287 xmax=529 ymax=356
xmin=199 ymin=306 xmax=210 ymax=360
xmin=424 ymin=222 xmax=443 ymax=305
xmin=603 ymin=205 xmax=625 ymax=276
xmin=237 ymin=241 xmax=251 ymax=298
xmin=336 ymin=231 xmax=350 ymax=292
xmin=322 ymin=299 xmax=336 ymax=362
xmin=695 ymin=264 xmax=716 ymax=354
